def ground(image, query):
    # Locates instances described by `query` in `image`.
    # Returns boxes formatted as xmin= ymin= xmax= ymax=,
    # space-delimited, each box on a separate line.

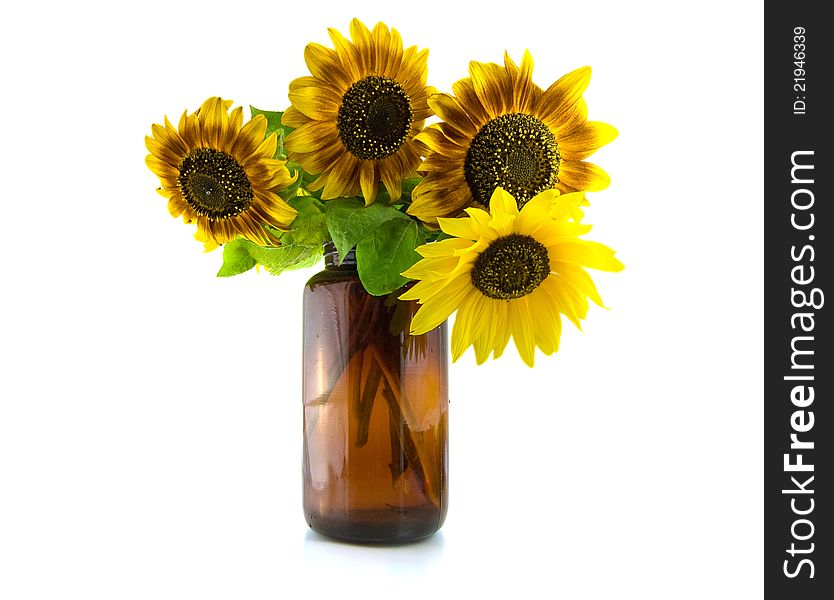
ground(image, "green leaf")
xmin=216 ymin=227 xmax=323 ymax=278
xmin=254 ymin=199 xmax=327 ymax=274
xmin=217 ymin=239 xmax=257 ymax=277
xmin=356 ymin=218 xmax=425 ymax=296
xmin=401 ymin=177 xmax=421 ymax=197
xmin=325 ymin=198 xmax=410 ymax=260
xmin=288 ymin=195 xmax=324 ymax=212
xmin=247 ymin=240 xmax=323 ymax=275
xmin=287 ymin=195 xmax=328 ymax=246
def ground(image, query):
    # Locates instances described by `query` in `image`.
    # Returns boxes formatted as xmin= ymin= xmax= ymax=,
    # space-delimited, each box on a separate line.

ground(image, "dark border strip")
xmin=764 ymin=3 xmax=831 ymax=598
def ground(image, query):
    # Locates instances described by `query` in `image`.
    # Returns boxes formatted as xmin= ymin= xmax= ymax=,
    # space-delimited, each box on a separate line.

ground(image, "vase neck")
xmin=324 ymin=241 xmax=356 ymax=270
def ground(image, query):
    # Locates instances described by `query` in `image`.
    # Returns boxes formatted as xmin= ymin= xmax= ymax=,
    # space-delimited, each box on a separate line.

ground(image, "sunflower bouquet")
xmin=145 ymin=18 xmax=622 ymax=367
xmin=145 ymin=18 xmax=623 ymax=541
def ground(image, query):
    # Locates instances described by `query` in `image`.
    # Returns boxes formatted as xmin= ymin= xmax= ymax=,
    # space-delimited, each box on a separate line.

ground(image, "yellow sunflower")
xmin=401 ymin=188 xmax=623 ymax=367
xmin=145 ymin=97 xmax=297 ymax=248
xmin=408 ymin=52 xmax=617 ymax=224
xmin=282 ymin=18 xmax=434 ymax=205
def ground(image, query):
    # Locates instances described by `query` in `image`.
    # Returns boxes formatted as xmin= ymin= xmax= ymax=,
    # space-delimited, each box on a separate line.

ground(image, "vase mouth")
xmin=323 ymin=241 xmax=357 ymax=268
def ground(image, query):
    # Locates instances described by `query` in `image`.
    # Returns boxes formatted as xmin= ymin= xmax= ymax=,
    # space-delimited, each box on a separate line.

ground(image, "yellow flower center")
xmin=464 ymin=113 xmax=560 ymax=208
xmin=471 ymin=234 xmax=551 ymax=300
xmin=337 ymin=76 xmax=413 ymax=160
xmin=178 ymin=148 xmax=253 ymax=220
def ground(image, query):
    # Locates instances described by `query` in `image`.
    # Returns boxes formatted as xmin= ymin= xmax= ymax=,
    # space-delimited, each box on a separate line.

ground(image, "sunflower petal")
xmin=509 ymin=297 xmax=536 ymax=367
xmin=558 ymin=121 xmax=619 ymax=161
xmin=539 ymin=66 xmax=591 ymax=127
xmin=166 ymin=196 xmax=187 ymax=218
xmin=487 ymin=187 xmax=519 ymax=217
xmin=540 ymin=276 xmax=582 ymax=330
xmin=414 ymin=125 xmax=461 ymax=155
xmin=550 ymin=98 xmax=588 ymax=136
xmin=397 ymin=47 xmax=429 ymax=88
xmin=558 ymin=161 xmax=611 ymax=192
xmin=399 ymin=277 xmax=448 ymax=301
xmin=512 ymin=50 xmax=537 ymax=113
xmin=490 ymin=302 xmax=512 ymax=360
xmin=284 ymin=120 xmax=339 ymax=154
xmin=461 ymin=208 xmax=499 ymax=241
xmin=145 ymin=155 xmax=178 ymax=178
xmin=243 ymin=133 xmax=278 ymax=167
xmin=287 ymin=84 xmax=340 ymax=120
xmin=408 ymin=176 xmax=471 ymax=223
xmin=380 ymin=160 xmax=403 ymax=202
xmin=198 ymin=97 xmax=228 ymax=150
xmin=410 ymin=275 xmax=473 ymax=335
xmin=428 ymin=93 xmax=478 ymax=136
xmin=321 ymin=153 xmax=360 ymax=199
xmin=529 ymin=287 xmax=562 ymax=355
xmin=551 ymin=260 xmax=605 ymax=306
xmin=222 ymin=107 xmax=244 ymax=152
xmin=451 ymin=78 xmax=490 ymax=126
xmin=503 ymin=51 xmax=519 ymax=78
xmin=288 ymin=137 xmax=344 ymax=175
xmin=515 ymin=189 xmax=560 ymax=235
xmin=472 ymin=300 xmax=496 ymax=364
xmin=281 ymin=106 xmax=308 ymax=128
xmin=145 ymin=135 xmax=183 ymax=167
xmin=402 ymin=255 xmax=464 ymax=280
xmin=437 ymin=216 xmax=481 ymax=241
xmin=231 ymin=114 xmax=268 ymax=158
xmin=551 ymin=191 xmax=587 ymax=221
xmin=349 ymin=18 xmax=374 ymax=72
xmin=304 ymin=43 xmax=352 ymax=90
xmin=451 ymin=292 xmax=477 ymax=361
xmin=154 ymin=116 xmax=190 ymax=155
xmin=552 ymin=240 xmax=624 ymax=272
xmin=359 ymin=161 xmax=378 ymax=205
xmin=469 ymin=60 xmax=509 ymax=117
xmin=415 ymin=237 xmax=474 ymax=258
xmin=327 ymin=26 xmax=362 ymax=79
xmin=372 ymin=22 xmax=403 ymax=77
xmin=486 ymin=188 xmax=518 ymax=235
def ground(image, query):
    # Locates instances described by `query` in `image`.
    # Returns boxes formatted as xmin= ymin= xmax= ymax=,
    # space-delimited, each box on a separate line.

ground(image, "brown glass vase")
xmin=301 ymin=243 xmax=448 ymax=543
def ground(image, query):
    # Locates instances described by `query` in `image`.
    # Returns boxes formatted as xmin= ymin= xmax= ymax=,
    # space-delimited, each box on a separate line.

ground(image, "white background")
xmin=0 ymin=1 xmax=763 ymax=598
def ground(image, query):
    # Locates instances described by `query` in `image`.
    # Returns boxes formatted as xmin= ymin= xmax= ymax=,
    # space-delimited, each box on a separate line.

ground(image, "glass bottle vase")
xmin=302 ymin=243 xmax=448 ymax=543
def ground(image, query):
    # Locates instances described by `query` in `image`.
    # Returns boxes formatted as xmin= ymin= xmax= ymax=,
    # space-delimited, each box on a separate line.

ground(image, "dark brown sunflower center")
xmin=337 ymin=76 xmax=413 ymax=160
xmin=178 ymin=148 xmax=253 ymax=220
xmin=464 ymin=113 xmax=560 ymax=209
xmin=471 ymin=234 xmax=551 ymax=300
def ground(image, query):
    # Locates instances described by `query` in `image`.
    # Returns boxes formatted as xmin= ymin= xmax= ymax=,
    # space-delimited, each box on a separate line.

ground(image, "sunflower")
xmin=282 ymin=18 xmax=434 ymax=205
xmin=408 ymin=52 xmax=617 ymax=224
xmin=145 ymin=97 xmax=297 ymax=248
xmin=401 ymin=188 xmax=623 ymax=367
